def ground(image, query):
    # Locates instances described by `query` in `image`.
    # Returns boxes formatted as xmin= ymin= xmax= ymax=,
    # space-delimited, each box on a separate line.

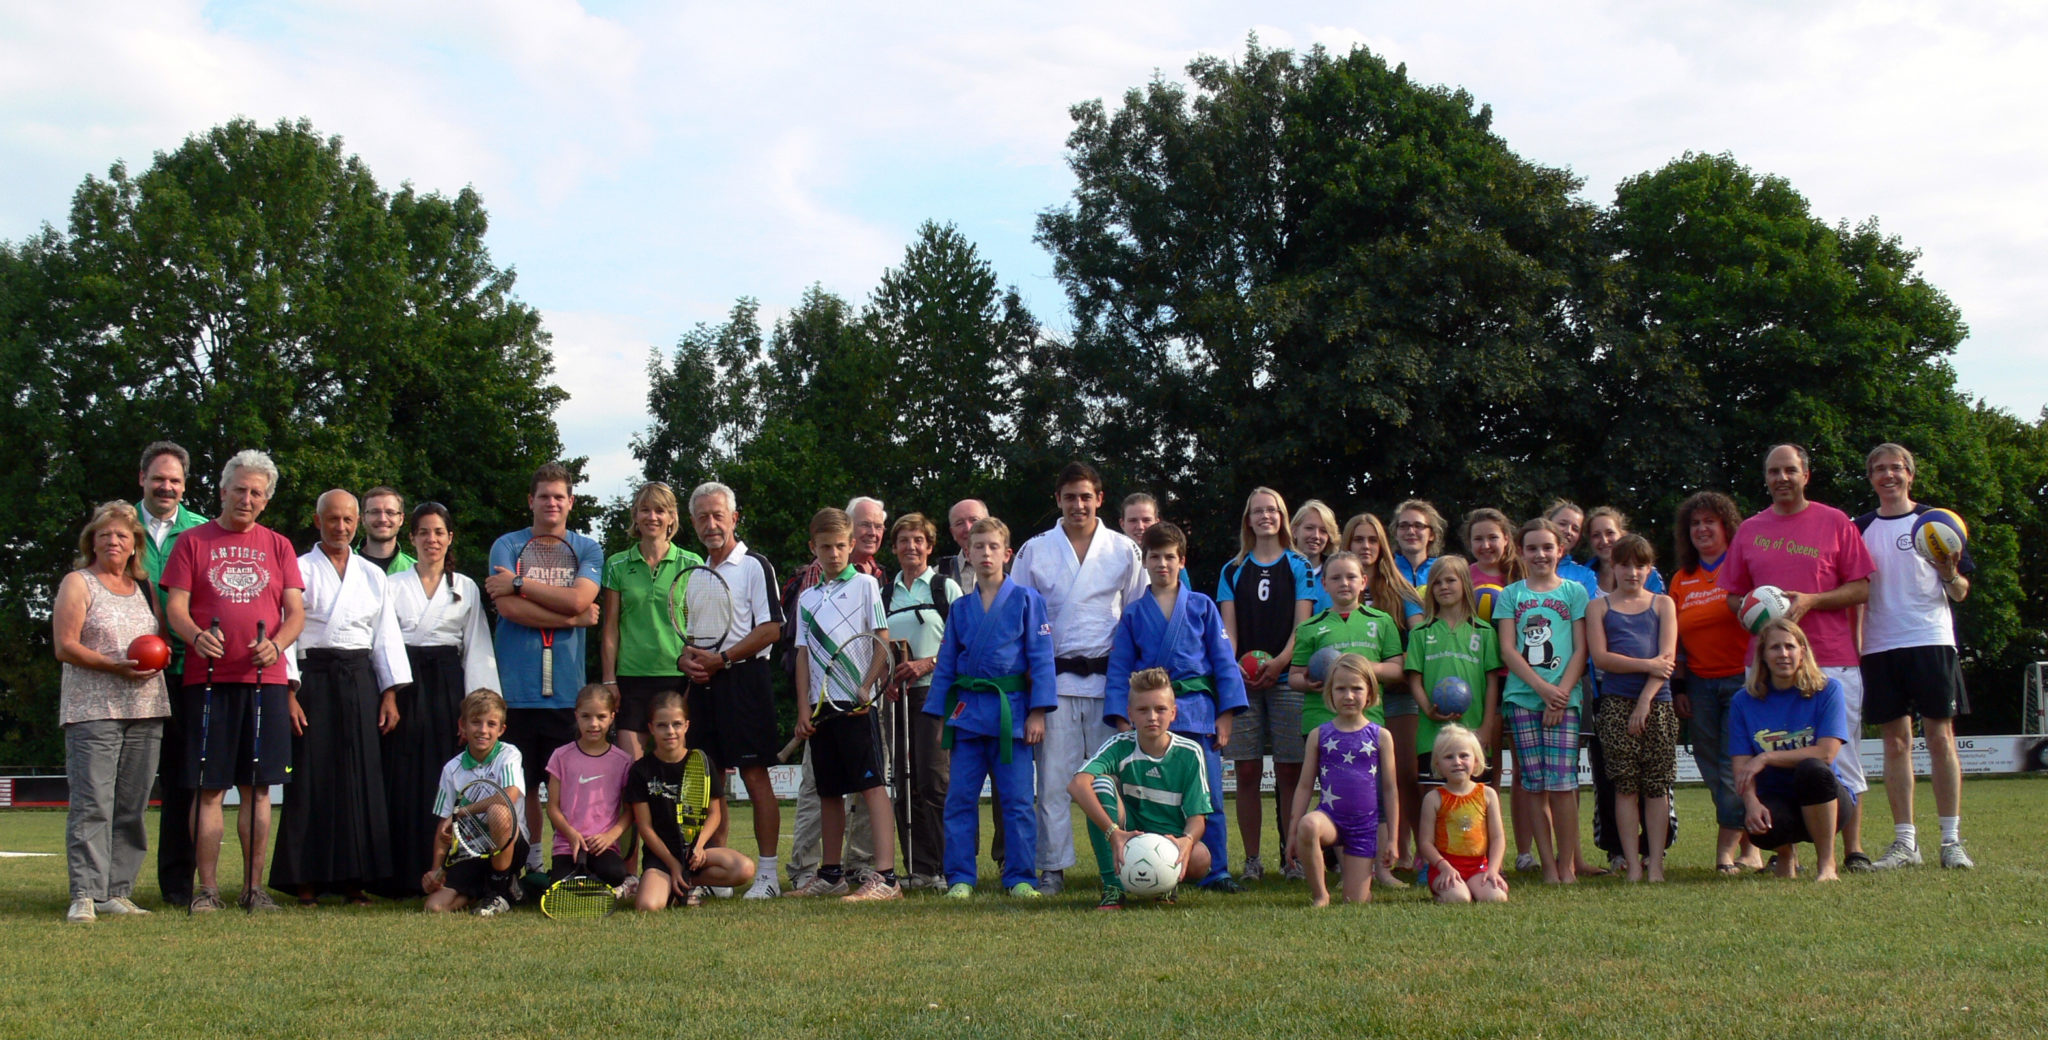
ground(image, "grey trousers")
xmin=65 ymin=717 xmax=164 ymax=901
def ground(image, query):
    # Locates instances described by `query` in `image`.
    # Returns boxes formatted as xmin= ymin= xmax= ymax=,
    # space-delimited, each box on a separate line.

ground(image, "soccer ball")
xmin=1913 ymin=509 xmax=1967 ymax=566
xmin=1118 ymin=832 xmax=1183 ymax=897
xmin=1739 ymin=585 xmax=1791 ymax=634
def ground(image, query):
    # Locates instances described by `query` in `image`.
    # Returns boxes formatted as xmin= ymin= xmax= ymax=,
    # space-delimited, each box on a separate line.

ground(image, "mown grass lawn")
xmin=3 ymin=778 xmax=2043 ymax=1039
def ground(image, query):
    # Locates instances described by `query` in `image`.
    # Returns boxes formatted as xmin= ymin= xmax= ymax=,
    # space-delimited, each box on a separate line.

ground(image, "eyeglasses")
xmin=365 ymin=509 xmax=404 ymax=519
xmin=1395 ymin=522 xmax=1430 ymax=531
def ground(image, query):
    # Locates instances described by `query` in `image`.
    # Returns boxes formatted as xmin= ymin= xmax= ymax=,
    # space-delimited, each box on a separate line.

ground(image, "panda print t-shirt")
xmin=1492 ymin=578 xmax=1590 ymax=712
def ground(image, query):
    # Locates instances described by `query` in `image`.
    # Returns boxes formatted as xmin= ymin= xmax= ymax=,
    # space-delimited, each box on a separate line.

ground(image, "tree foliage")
xmin=0 ymin=118 xmax=577 ymax=766
xmin=1034 ymin=40 xmax=1602 ymax=557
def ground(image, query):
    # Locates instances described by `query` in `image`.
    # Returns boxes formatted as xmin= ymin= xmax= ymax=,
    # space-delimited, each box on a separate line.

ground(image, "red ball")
xmin=127 ymin=634 xmax=170 ymax=672
xmin=1238 ymin=650 xmax=1270 ymax=681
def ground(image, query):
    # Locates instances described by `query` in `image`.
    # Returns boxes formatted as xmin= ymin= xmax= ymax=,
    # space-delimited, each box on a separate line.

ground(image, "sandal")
xmin=296 ymin=887 xmax=318 ymax=907
xmin=1714 ymin=863 xmax=1743 ymax=875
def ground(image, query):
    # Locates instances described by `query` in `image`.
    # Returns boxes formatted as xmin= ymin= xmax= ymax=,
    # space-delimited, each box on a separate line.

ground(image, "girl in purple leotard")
xmin=1285 ymin=653 xmax=1398 ymax=906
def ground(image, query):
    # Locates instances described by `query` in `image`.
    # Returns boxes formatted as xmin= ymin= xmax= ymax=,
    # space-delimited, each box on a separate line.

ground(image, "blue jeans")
xmin=1685 ymin=675 xmax=1745 ymax=830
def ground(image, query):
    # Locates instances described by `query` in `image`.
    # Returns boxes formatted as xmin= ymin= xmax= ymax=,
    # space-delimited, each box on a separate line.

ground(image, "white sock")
xmin=1939 ymin=816 xmax=1960 ymax=844
xmin=758 ymin=855 xmax=779 ymax=882
xmin=1895 ymin=823 xmax=1916 ymax=847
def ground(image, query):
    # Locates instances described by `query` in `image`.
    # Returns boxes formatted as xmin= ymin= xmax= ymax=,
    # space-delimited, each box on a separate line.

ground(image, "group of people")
xmin=53 ymin=439 xmax=1978 ymax=921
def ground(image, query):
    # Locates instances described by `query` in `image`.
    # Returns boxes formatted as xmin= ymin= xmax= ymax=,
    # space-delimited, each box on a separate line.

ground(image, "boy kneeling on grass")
xmin=1069 ymin=668 xmax=1213 ymax=909
xmin=423 ymin=689 xmax=527 ymax=916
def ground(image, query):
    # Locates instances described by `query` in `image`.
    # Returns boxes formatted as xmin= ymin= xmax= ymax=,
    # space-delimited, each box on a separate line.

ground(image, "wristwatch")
xmin=512 ymin=574 xmax=524 ymax=594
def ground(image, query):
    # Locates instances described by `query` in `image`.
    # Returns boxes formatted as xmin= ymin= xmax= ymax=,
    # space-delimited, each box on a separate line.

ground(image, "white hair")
xmin=220 ymin=449 xmax=279 ymax=495
xmin=846 ymin=495 xmax=886 ymax=518
xmin=689 ymin=481 xmax=737 ymax=513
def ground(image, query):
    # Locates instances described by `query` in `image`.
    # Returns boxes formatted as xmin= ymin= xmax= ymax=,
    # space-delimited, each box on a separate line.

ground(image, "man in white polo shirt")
xmin=678 ymin=482 xmax=786 ymax=897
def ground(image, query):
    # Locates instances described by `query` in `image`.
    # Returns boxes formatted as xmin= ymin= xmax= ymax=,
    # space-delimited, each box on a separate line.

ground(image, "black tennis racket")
xmin=444 ymin=777 xmax=517 ymax=868
xmin=540 ymin=850 xmax=617 ymax=920
xmin=668 ymin=564 xmax=735 ymax=670
xmin=517 ymin=535 xmax=579 ymax=697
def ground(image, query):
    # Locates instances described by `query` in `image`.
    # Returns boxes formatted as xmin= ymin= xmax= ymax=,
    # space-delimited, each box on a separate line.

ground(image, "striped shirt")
xmin=1079 ymin=731 xmax=1213 ymax=835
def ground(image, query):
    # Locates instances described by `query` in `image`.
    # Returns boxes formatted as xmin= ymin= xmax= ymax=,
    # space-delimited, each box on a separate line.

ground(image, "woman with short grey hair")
xmin=54 ymin=501 xmax=171 ymax=922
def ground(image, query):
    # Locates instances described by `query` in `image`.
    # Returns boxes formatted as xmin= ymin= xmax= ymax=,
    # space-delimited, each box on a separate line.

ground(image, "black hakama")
xmin=371 ymin=643 xmax=466 ymax=897
xmin=269 ymin=648 xmax=393 ymax=895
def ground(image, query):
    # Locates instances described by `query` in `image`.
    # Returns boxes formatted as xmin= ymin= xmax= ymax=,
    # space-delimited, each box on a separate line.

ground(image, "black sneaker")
xmin=1844 ymin=852 xmax=1874 ymax=873
xmin=1200 ymin=876 xmax=1244 ymax=894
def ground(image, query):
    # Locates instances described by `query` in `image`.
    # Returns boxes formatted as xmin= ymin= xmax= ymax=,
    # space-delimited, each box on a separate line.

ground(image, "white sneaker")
xmin=1038 ymin=869 xmax=1066 ymax=895
xmin=1241 ymin=855 xmax=1266 ymax=882
xmin=710 ymin=886 xmax=734 ymax=898
xmin=66 ymin=897 xmax=96 ymax=924
xmin=1281 ymin=859 xmax=1306 ymax=881
xmin=471 ymin=894 xmax=512 ymax=917
xmin=743 ymin=875 xmax=782 ymax=900
xmin=95 ymin=896 xmax=151 ymax=916
xmin=1515 ymin=852 xmax=1538 ymax=873
xmin=1939 ymin=840 xmax=1975 ymax=869
xmin=1870 ymin=838 xmax=1922 ymax=870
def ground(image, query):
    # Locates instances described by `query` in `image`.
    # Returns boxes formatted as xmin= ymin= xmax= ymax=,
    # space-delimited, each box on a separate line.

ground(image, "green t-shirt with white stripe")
xmin=1080 ymin=731 xmax=1214 ymax=836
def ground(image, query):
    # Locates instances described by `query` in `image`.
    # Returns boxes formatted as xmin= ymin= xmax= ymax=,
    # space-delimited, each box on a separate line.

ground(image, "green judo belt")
xmin=940 ymin=673 xmax=1028 ymax=763
xmin=1170 ymin=676 xmax=1215 ymax=698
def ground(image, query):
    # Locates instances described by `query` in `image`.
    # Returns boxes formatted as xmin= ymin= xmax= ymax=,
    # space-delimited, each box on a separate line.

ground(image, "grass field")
xmin=4 ymin=778 xmax=2044 ymax=1039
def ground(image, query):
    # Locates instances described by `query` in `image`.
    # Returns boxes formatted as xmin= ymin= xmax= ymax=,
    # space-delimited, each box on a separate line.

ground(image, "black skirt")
xmin=371 ymin=644 xmax=466 ymax=898
xmin=269 ymin=649 xmax=393 ymax=893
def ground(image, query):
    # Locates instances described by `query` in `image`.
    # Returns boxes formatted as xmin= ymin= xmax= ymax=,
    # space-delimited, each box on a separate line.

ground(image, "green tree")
xmin=1593 ymin=151 xmax=2039 ymax=728
xmin=864 ymin=221 xmax=1037 ymax=512
xmin=1035 ymin=39 xmax=1600 ymax=555
xmin=0 ymin=118 xmax=576 ymax=766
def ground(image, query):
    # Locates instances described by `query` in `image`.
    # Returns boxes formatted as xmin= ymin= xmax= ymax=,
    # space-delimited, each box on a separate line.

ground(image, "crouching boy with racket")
xmin=423 ymin=689 xmax=528 ymax=916
xmin=626 ymin=690 xmax=754 ymax=909
xmin=788 ymin=508 xmax=902 ymax=901
xmin=1069 ymin=669 xmax=1213 ymax=908
xmin=924 ymin=517 xmax=1058 ymax=898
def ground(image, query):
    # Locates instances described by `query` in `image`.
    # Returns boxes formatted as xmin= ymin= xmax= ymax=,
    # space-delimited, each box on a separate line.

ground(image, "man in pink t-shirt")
xmin=160 ymin=449 xmax=307 ymax=913
xmin=1717 ymin=443 xmax=1875 ymax=869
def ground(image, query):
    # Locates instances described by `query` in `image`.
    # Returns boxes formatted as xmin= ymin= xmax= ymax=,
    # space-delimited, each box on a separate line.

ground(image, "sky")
xmin=4 ymin=1 xmax=2043 ymax=503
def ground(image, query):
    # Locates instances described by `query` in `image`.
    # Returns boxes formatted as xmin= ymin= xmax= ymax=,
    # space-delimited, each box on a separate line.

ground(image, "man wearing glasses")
xmin=359 ymin=486 xmax=416 ymax=574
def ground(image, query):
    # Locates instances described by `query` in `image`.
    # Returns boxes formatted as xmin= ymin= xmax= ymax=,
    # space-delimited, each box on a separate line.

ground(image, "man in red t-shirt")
xmin=1716 ymin=444 xmax=1875 ymax=869
xmin=160 ymin=450 xmax=307 ymax=913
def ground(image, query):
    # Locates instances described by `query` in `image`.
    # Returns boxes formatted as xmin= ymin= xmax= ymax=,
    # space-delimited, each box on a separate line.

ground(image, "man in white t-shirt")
xmin=1854 ymin=443 xmax=1976 ymax=870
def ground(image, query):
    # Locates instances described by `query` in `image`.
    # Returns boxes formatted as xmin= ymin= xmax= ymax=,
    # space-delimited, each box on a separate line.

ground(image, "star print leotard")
xmin=1314 ymin=720 xmax=1384 ymax=859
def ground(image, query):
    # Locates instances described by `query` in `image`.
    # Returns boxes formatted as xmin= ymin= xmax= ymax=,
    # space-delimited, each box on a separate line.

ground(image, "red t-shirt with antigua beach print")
xmin=159 ymin=520 xmax=305 ymax=686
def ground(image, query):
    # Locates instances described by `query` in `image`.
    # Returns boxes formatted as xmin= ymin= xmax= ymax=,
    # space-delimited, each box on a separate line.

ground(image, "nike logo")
xmin=578 ymin=775 xmax=603 ymax=784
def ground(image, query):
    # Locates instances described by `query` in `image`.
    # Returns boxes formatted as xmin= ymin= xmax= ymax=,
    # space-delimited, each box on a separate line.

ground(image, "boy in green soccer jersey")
xmin=1068 ymin=668 xmax=1214 ymax=908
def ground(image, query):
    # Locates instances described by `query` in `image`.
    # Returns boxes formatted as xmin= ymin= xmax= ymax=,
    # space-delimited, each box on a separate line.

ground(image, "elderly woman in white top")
xmin=54 ymin=501 xmax=170 ymax=923
xmin=377 ymin=501 xmax=499 ymax=897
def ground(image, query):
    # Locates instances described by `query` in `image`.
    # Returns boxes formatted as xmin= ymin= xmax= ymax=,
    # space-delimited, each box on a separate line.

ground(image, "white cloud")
xmin=4 ymin=0 xmax=2043 ymax=488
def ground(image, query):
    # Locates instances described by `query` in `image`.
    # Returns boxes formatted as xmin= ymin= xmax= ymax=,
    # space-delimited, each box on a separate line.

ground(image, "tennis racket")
xmin=776 ymin=629 xmax=893 ymax=762
xmin=444 ymin=777 xmax=518 ymax=868
xmin=540 ymin=850 xmax=617 ymax=920
xmin=667 ymin=564 xmax=735 ymax=670
xmin=669 ymin=747 xmax=715 ymax=887
xmin=517 ymin=535 xmax=579 ymax=697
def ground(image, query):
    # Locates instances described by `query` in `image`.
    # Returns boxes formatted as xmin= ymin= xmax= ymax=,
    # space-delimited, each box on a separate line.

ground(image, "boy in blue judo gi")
xmin=923 ymin=517 xmax=1058 ymax=898
xmin=1104 ymin=521 xmax=1249 ymax=891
